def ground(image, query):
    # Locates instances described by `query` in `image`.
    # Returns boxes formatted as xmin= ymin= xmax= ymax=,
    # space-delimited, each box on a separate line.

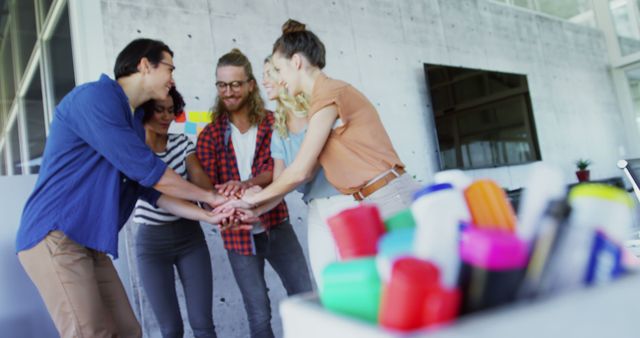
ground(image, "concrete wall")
xmin=91 ymin=0 xmax=632 ymax=187
xmin=53 ymin=0 xmax=635 ymax=337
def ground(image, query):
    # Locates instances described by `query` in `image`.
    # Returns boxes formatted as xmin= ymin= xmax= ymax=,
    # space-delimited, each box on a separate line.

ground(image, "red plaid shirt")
xmin=196 ymin=110 xmax=289 ymax=255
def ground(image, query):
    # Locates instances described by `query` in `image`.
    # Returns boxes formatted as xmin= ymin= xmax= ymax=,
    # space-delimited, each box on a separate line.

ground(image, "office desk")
xmin=281 ymin=275 xmax=639 ymax=338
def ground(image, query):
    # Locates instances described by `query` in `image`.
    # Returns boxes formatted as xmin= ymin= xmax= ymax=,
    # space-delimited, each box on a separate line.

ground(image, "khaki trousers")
xmin=18 ymin=231 xmax=141 ymax=338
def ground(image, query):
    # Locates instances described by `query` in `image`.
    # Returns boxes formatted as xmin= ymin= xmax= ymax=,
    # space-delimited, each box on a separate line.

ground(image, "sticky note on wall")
xmin=188 ymin=111 xmax=211 ymax=123
xmin=175 ymin=111 xmax=186 ymax=123
xmin=185 ymin=121 xmax=197 ymax=135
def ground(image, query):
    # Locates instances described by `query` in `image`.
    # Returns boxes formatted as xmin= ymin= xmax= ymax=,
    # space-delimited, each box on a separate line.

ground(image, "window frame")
xmin=0 ymin=0 xmax=74 ymax=176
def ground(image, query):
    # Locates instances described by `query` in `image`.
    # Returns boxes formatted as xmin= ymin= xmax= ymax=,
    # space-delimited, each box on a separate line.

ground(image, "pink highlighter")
xmin=459 ymin=227 xmax=529 ymax=314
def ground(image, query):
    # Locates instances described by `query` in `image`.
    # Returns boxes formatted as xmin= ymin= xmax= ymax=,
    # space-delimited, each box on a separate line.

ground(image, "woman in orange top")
xmin=227 ymin=19 xmax=420 ymax=221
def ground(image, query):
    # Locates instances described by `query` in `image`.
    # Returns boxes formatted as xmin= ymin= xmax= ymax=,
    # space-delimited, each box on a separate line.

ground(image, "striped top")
xmin=133 ymin=133 xmax=196 ymax=225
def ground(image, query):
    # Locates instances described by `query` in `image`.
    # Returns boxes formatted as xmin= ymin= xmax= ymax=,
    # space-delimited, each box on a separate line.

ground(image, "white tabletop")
xmin=281 ymin=275 xmax=640 ymax=338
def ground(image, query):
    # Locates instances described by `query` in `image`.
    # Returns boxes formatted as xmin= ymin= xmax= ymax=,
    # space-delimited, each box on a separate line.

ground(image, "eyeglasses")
xmin=158 ymin=60 xmax=176 ymax=71
xmin=215 ymin=79 xmax=251 ymax=91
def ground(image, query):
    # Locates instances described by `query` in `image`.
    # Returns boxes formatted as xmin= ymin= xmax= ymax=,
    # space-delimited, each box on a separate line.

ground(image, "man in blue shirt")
xmin=15 ymin=39 xmax=234 ymax=338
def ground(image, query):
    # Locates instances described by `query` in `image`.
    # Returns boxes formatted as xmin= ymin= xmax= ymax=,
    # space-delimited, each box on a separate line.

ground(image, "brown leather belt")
xmin=353 ymin=166 xmax=406 ymax=201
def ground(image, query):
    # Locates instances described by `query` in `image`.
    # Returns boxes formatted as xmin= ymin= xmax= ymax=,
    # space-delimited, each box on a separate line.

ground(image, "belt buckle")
xmin=391 ymin=165 xmax=404 ymax=177
xmin=353 ymin=191 xmax=365 ymax=201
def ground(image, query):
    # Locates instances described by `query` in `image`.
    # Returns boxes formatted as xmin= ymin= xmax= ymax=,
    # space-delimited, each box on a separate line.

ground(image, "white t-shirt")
xmin=230 ymin=123 xmax=257 ymax=181
xmin=230 ymin=124 xmax=264 ymax=234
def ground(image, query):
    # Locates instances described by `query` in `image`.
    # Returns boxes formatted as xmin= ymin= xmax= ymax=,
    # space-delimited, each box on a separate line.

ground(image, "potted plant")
xmin=575 ymin=158 xmax=592 ymax=182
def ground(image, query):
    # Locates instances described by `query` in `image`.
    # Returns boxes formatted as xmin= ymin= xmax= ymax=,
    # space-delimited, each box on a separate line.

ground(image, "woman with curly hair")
xmin=133 ymin=87 xmax=223 ymax=338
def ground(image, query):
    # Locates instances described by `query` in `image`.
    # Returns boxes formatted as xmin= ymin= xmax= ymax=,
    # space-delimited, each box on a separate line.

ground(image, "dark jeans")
xmin=227 ymin=221 xmax=312 ymax=338
xmin=136 ymin=219 xmax=217 ymax=338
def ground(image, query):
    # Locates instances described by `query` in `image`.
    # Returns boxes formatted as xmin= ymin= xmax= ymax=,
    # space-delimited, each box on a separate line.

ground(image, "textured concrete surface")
xmin=98 ymin=0 xmax=630 ymax=186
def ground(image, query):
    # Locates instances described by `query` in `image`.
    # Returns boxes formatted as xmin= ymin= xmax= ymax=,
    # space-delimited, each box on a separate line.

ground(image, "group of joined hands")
xmin=203 ymin=180 xmax=264 ymax=232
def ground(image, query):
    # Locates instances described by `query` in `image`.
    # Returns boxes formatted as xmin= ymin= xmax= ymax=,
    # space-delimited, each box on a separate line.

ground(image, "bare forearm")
xmin=154 ymin=168 xmax=218 ymax=204
xmin=244 ymin=171 xmax=272 ymax=188
xmin=246 ymin=167 xmax=307 ymax=205
xmin=190 ymin=173 xmax=214 ymax=191
xmin=186 ymin=154 xmax=215 ymax=190
xmin=253 ymin=195 xmax=285 ymax=216
xmin=157 ymin=195 xmax=210 ymax=222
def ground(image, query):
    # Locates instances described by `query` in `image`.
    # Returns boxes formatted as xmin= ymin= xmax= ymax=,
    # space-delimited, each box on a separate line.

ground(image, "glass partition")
xmin=609 ymin=0 xmax=640 ymax=56
xmin=49 ymin=5 xmax=75 ymax=105
xmin=9 ymin=120 xmax=22 ymax=175
xmin=15 ymin=0 xmax=38 ymax=80
xmin=493 ymin=0 xmax=596 ymax=27
xmin=0 ymin=146 xmax=6 ymax=176
xmin=1 ymin=28 xmax=16 ymax=119
xmin=41 ymin=0 xmax=55 ymax=22
xmin=25 ymin=68 xmax=46 ymax=173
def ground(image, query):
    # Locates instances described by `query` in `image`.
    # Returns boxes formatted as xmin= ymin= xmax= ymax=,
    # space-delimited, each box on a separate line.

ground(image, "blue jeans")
xmin=227 ymin=221 xmax=312 ymax=338
xmin=136 ymin=219 xmax=217 ymax=338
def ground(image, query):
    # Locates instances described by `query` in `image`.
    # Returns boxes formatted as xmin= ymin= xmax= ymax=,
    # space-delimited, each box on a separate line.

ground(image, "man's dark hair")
xmin=141 ymin=86 xmax=185 ymax=123
xmin=114 ymin=38 xmax=173 ymax=79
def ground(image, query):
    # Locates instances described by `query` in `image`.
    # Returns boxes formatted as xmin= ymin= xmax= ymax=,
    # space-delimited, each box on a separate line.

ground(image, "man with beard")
xmin=196 ymin=48 xmax=312 ymax=338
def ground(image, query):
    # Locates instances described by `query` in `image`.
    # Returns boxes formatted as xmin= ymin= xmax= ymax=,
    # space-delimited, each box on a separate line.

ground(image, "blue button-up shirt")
xmin=16 ymin=74 xmax=167 ymax=258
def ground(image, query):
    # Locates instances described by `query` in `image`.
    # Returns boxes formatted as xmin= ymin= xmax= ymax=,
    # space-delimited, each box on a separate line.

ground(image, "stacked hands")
xmin=203 ymin=181 xmax=262 ymax=232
